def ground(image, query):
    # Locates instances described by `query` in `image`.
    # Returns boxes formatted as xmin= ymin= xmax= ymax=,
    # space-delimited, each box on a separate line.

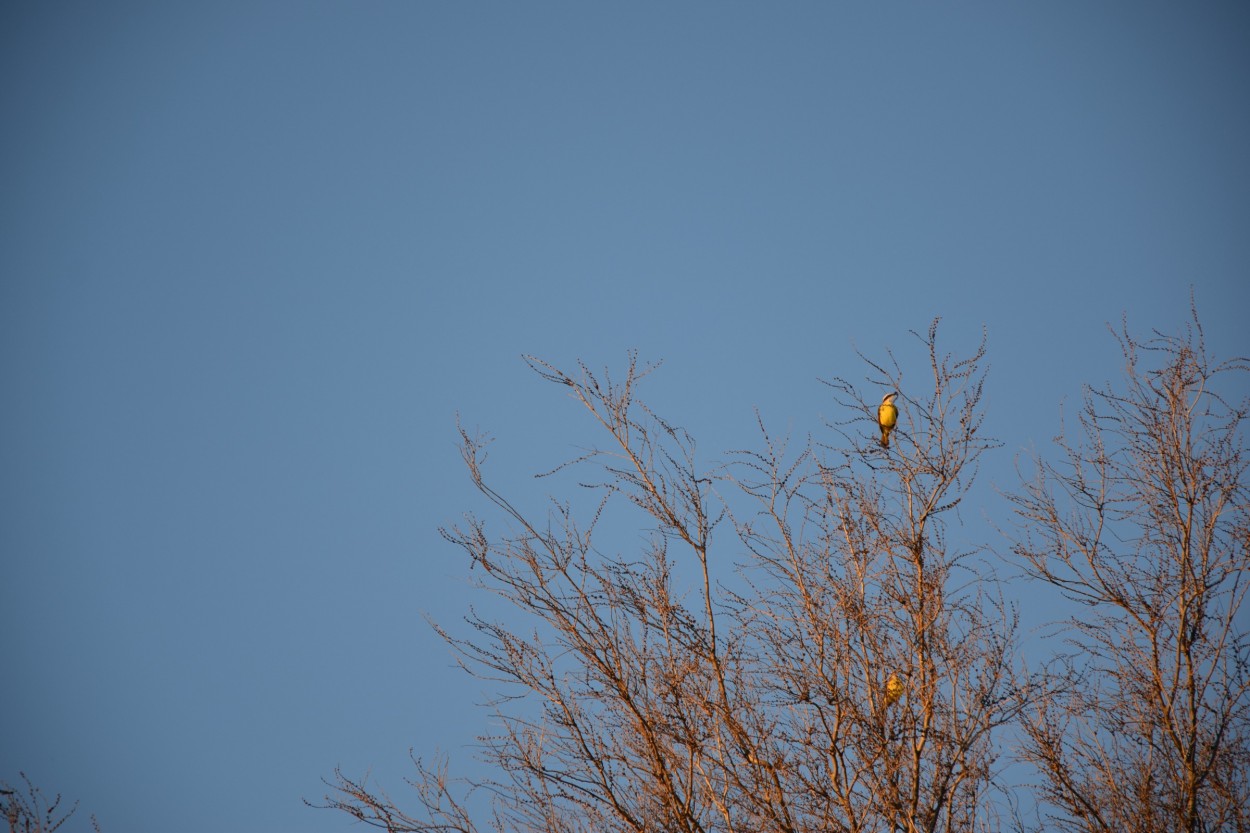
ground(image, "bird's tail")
xmin=880 ymin=429 xmax=890 ymax=448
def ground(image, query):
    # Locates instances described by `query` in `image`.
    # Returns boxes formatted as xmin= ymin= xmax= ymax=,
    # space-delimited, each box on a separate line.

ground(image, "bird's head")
xmin=882 ymin=392 xmax=898 ymax=404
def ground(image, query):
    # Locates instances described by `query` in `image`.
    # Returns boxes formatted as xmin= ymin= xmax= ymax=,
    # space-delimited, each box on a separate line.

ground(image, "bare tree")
xmin=734 ymin=321 xmax=1023 ymax=833
xmin=1008 ymin=309 xmax=1250 ymax=833
xmin=1 ymin=773 xmax=99 ymax=833
xmin=317 ymin=322 xmax=1029 ymax=833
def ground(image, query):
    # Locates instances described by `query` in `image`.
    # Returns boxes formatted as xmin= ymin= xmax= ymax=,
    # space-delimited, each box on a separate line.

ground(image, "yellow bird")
xmin=884 ymin=671 xmax=905 ymax=707
xmin=877 ymin=392 xmax=899 ymax=448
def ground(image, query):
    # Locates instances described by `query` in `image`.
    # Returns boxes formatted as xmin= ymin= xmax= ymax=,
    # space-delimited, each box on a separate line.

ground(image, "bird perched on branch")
xmin=885 ymin=671 xmax=905 ymax=707
xmin=877 ymin=392 xmax=899 ymax=448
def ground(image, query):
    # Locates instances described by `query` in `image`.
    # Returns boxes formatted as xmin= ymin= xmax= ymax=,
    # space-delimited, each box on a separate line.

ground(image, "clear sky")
xmin=2 ymin=2 xmax=1248 ymax=831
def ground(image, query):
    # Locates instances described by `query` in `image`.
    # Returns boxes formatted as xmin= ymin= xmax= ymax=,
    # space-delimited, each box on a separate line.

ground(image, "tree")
xmin=1 ymin=773 xmax=99 ymax=833
xmin=1007 ymin=309 xmax=1250 ymax=833
xmin=317 ymin=322 xmax=1030 ymax=833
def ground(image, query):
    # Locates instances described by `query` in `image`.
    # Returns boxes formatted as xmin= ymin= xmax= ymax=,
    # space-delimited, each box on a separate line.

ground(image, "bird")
xmin=884 ymin=671 xmax=905 ymax=707
xmin=877 ymin=392 xmax=899 ymax=448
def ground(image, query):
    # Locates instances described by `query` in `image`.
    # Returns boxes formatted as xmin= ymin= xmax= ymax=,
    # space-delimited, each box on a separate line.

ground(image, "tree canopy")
xmin=318 ymin=313 xmax=1249 ymax=833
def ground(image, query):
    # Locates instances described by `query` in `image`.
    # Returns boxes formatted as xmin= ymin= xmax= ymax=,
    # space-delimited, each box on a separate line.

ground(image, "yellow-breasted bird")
xmin=877 ymin=392 xmax=899 ymax=448
xmin=884 ymin=671 xmax=905 ymax=707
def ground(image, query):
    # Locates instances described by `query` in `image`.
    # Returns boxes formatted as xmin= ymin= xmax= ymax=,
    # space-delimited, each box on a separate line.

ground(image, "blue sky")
xmin=2 ymin=2 xmax=1248 ymax=831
